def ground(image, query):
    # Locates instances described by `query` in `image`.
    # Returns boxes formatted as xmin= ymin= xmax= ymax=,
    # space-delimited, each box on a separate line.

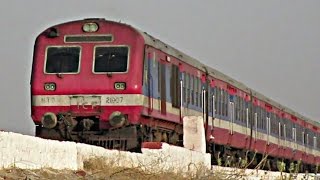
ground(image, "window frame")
xmin=44 ymin=45 xmax=82 ymax=74
xmin=92 ymin=45 xmax=130 ymax=74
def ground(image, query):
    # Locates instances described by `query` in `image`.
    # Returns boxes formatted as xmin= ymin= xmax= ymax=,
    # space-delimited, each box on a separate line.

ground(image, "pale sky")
xmin=0 ymin=0 xmax=319 ymax=135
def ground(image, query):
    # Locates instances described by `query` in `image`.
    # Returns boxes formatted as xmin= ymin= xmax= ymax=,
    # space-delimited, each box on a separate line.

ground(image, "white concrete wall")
xmin=1 ymin=131 xmax=315 ymax=179
xmin=183 ymin=116 xmax=206 ymax=154
xmin=0 ymin=131 xmax=210 ymax=175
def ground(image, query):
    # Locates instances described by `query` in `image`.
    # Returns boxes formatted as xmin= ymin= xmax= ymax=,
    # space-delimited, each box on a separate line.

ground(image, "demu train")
xmin=30 ymin=18 xmax=320 ymax=172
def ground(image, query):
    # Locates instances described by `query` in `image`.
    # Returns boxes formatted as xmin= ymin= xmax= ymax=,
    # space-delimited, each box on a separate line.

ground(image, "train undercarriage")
xmin=36 ymin=113 xmax=183 ymax=151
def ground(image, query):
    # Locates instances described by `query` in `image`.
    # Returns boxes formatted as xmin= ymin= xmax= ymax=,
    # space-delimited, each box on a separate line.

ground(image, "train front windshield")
xmin=94 ymin=46 xmax=129 ymax=73
xmin=45 ymin=46 xmax=81 ymax=73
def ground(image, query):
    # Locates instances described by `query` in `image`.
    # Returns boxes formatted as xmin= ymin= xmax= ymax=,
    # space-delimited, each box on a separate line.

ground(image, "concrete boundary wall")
xmin=0 ymin=132 xmax=211 ymax=174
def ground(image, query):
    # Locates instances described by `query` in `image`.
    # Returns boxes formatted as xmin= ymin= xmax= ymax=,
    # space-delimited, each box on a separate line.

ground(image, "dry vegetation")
xmin=0 ymin=157 xmax=234 ymax=180
xmin=0 ymin=152 xmax=303 ymax=179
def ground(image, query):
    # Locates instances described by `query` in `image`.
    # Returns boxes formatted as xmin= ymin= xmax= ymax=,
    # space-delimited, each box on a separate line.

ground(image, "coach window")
xmin=190 ymin=75 xmax=194 ymax=105
xmin=296 ymin=125 xmax=302 ymax=143
xmin=224 ymin=90 xmax=228 ymax=117
xmin=195 ymin=78 xmax=198 ymax=107
xmin=221 ymin=89 xmax=224 ymax=116
xmin=242 ymin=99 xmax=246 ymax=123
xmin=199 ymin=79 xmax=202 ymax=109
xmin=214 ymin=88 xmax=218 ymax=115
xmin=216 ymin=88 xmax=221 ymax=115
xmin=45 ymin=46 xmax=81 ymax=74
xmin=270 ymin=113 xmax=278 ymax=137
xmin=234 ymin=96 xmax=239 ymax=121
xmin=257 ymin=107 xmax=262 ymax=129
xmin=171 ymin=64 xmax=180 ymax=108
xmin=317 ymin=134 xmax=320 ymax=149
xmin=262 ymin=108 xmax=266 ymax=130
xmin=182 ymin=73 xmax=186 ymax=103
xmin=221 ymin=89 xmax=226 ymax=116
xmin=93 ymin=46 xmax=129 ymax=73
xmin=221 ymin=90 xmax=224 ymax=116
xmin=186 ymin=73 xmax=190 ymax=104
xmin=308 ymin=130 xmax=313 ymax=147
xmin=225 ymin=90 xmax=229 ymax=117
xmin=285 ymin=119 xmax=292 ymax=140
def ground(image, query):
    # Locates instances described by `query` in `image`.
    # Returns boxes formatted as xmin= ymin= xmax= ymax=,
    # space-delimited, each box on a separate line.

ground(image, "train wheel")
xmin=162 ymin=132 xmax=168 ymax=143
xmin=154 ymin=131 xmax=162 ymax=142
xmin=169 ymin=132 xmax=179 ymax=145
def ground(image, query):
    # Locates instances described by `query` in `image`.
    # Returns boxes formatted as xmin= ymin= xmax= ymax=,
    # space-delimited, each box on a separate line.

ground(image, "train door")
xmin=144 ymin=51 xmax=154 ymax=114
xmin=170 ymin=64 xmax=181 ymax=120
xmin=159 ymin=62 xmax=166 ymax=114
xmin=229 ymin=93 xmax=235 ymax=135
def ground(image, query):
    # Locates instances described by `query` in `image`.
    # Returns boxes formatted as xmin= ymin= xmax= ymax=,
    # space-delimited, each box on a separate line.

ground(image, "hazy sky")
xmin=1 ymin=1 xmax=319 ymax=135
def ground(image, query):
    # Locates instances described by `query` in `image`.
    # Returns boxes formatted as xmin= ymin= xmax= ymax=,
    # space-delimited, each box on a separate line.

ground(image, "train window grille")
xmin=45 ymin=46 xmax=81 ymax=74
xmin=93 ymin=46 xmax=129 ymax=73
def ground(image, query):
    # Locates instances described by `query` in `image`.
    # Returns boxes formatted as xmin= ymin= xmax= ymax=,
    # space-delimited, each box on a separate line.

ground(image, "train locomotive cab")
xmin=31 ymin=19 xmax=145 ymax=150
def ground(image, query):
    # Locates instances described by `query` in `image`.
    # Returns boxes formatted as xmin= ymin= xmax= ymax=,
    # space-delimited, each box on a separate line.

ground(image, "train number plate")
xmin=70 ymin=96 xmax=101 ymax=109
xmin=105 ymin=96 xmax=124 ymax=104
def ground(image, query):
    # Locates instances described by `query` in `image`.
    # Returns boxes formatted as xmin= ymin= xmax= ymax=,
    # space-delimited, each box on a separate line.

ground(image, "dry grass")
xmin=0 ymin=157 xmax=233 ymax=180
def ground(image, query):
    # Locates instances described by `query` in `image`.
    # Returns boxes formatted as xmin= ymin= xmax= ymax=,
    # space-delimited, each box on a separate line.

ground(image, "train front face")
xmin=31 ymin=19 xmax=145 ymax=148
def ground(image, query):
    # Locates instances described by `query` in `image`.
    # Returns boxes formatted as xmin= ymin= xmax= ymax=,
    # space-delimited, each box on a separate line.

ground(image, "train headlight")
xmin=44 ymin=82 xmax=56 ymax=91
xmin=114 ymin=82 xmax=126 ymax=90
xmin=41 ymin=112 xmax=57 ymax=129
xmin=109 ymin=111 xmax=126 ymax=128
xmin=82 ymin=23 xmax=99 ymax=32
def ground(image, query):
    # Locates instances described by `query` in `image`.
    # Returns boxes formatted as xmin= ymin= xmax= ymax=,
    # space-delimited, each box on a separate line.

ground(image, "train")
xmin=30 ymin=18 xmax=320 ymax=172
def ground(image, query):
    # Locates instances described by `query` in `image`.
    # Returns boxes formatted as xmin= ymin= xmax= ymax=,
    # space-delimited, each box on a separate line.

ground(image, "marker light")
xmin=44 ymin=82 xmax=56 ymax=91
xmin=114 ymin=82 xmax=126 ymax=90
xmin=82 ymin=23 xmax=99 ymax=32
